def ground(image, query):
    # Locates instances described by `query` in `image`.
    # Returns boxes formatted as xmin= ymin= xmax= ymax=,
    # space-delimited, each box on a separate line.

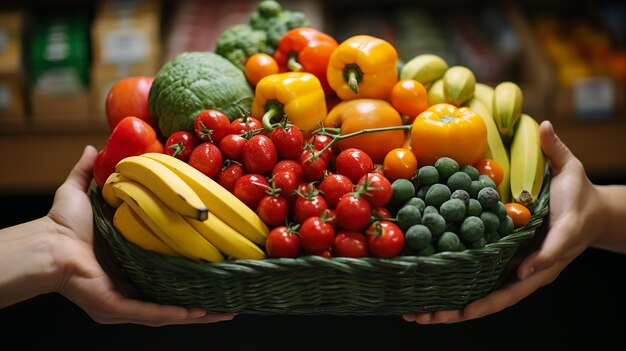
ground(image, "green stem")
xmin=287 ymin=53 xmax=303 ymax=72
xmin=261 ymin=100 xmax=284 ymax=132
xmin=312 ymin=124 xmax=412 ymax=159
xmin=343 ymin=63 xmax=363 ymax=94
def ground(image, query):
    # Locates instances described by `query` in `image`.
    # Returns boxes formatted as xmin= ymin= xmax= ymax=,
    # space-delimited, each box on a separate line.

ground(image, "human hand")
xmin=48 ymin=145 xmax=236 ymax=326
xmin=403 ymin=120 xmax=600 ymax=324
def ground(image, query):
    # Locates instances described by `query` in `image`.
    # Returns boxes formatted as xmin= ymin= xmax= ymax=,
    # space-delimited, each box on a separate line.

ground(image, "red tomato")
xmin=257 ymin=195 xmax=290 ymax=228
xmin=194 ymin=109 xmax=231 ymax=142
xmin=233 ymin=173 xmax=270 ymax=209
xmin=214 ymin=161 xmax=245 ymax=193
xmin=299 ymin=148 xmax=328 ymax=181
xmin=307 ymin=134 xmax=336 ymax=166
xmin=188 ymin=142 xmax=223 ymax=178
xmin=242 ymin=134 xmax=278 ymax=174
xmin=298 ymin=216 xmax=335 ymax=253
xmin=318 ymin=173 xmax=354 ymax=208
xmin=272 ymin=159 xmax=304 ymax=181
xmin=230 ymin=115 xmax=263 ymax=135
xmin=105 ymin=76 xmax=155 ymax=131
xmin=371 ymin=207 xmax=392 ymax=219
xmin=165 ymin=130 xmax=199 ymax=162
xmin=334 ymin=192 xmax=371 ymax=232
xmin=333 ymin=231 xmax=370 ymax=258
xmin=218 ymin=134 xmax=247 ymax=162
xmin=266 ymin=226 xmax=301 ymax=258
xmin=270 ymin=171 xmax=300 ymax=203
xmin=366 ymin=220 xmax=405 ymax=258
xmin=270 ymin=124 xmax=305 ymax=160
xmin=357 ymin=172 xmax=393 ymax=208
xmin=474 ymin=159 xmax=505 ymax=187
xmin=294 ymin=192 xmax=328 ymax=224
xmin=335 ymin=148 xmax=374 ymax=183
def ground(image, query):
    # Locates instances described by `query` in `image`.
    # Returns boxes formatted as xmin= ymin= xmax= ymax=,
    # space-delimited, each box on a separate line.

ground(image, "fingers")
xmin=539 ymin=120 xmax=574 ymax=172
xmin=65 ymin=145 xmax=98 ymax=191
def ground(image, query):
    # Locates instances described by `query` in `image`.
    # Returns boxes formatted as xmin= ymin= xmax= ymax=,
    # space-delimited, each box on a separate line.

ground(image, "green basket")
xmin=91 ymin=168 xmax=550 ymax=315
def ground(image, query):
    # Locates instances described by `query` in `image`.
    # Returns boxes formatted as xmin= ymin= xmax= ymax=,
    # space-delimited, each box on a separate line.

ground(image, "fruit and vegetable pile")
xmin=93 ymin=0 xmax=547 ymax=263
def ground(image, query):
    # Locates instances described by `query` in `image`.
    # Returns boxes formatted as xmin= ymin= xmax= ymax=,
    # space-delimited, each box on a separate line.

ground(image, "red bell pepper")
xmin=93 ymin=116 xmax=164 ymax=189
xmin=273 ymin=27 xmax=338 ymax=95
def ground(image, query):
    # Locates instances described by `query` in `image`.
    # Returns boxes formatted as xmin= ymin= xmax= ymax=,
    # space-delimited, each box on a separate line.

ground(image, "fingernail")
xmin=189 ymin=309 xmax=207 ymax=318
xmin=521 ymin=266 xmax=535 ymax=280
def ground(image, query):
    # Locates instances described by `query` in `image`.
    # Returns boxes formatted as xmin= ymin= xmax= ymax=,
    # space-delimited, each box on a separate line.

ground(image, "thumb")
xmin=539 ymin=120 xmax=574 ymax=172
xmin=65 ymin=145 xmax=98 ymax=191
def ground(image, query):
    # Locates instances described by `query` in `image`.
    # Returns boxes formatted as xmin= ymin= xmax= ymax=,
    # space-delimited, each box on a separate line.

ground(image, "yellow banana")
xmin=492 ymin=81 xmax=523 ymax=144
xmin=141 ymin=152 xmax=269 ymax=246
xmin=113 ymin=201 xmax=181 ymax=257
xmin=427 ymin=78 xmax=446 ymax=106
xmin=443 ymin=65 xmax=476 ymax=107
xmin=400 ymin=53 xmax=449 ymax=88
xmin=102 ymin=172 xmax=129 ymax=209
xmin=187 ymin=216 xmax=266 ymax=260
xmin=111 ymin=180 xmax=224 ymax=262
xmin=465 ymin=98 xmax=511 ymax=203
xmin=473 ymin=82 xmax=495 ymax=116
xmin=116 ymin=155 xmax=209 ymax=221
xmin=509 ymin=114 xmax=546 ymax=207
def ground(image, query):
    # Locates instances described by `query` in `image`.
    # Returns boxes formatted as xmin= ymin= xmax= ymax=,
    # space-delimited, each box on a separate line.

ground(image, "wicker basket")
xmin=91 ymin=167 xmax=550 ymax=315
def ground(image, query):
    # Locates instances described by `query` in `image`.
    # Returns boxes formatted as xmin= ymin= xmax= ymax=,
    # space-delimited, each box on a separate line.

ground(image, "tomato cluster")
xmin=166 ymin=109 xmax=405 ymax=259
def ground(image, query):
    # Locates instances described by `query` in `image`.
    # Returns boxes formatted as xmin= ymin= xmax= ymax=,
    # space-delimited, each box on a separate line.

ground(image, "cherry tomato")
xmin=245 ymin=53 xmax=280 ymax=86
xmin=233 ymin=173 xmax=270 ymax=209
xmin=299 ymin=148 xmax=328 ymax=181
xmin=164 ymin=130 xmax=199 ymax=162
xmin=218 ymin=133 xmax=247 ymax=162
xmin=214 ymin=161 xmax=245 ymax=193
xmin=242 ymin=134 xmax=278 ymax=174
xmin=366 ymin=220 xmax=405 ymax=258
xmin=383 ymin=147 xmax=418 ymax=181
xmin=105 ymin=76 xmax=155 ymax=131
xmin=257 ymin=195 xmax=290 ymax=228
xmin=272 ymin=159 xmax=304 ymax=181
xmin=335 ymin=192 xmax=372 ymax=232
xmin=270 ymin=124 xmax=305 ymax=160
xmin=390 ymin=78 xmax=429 ymax=123
xmin=357 ymin=172 xmax=393 ymax=209
xmin=270 ymin=171 xmax=300 ymax=203
xmin=230 ymin=114 xmax=263 ymax=135
xmin=319 ymin=173 xmax=354 ymax=208
xmin=333 ymin=231 xmax=370 ymax=258
xmin=307 ymin=134 xmax=335 ymax=166
xmin=474 ymin=159 xmax=505 ymax=187
xmin=266 ymin=226 xmax=301 ymax=258
xmin=298 ymin=216 xmax=335 ymax=253
xmin=505 ymin=202 xmax=532 ymax=228
xmin=294 ymin=192 xmax=328 ymax=224
xmin=371 ymin=207 xmax=392 ymax=219
xmin=335 ymin=148 xmax=374 ymax=183
xmin=194 ymin=109 xmax=231 ymax=143
xmin=188 ymin=142 xmax=223 ymax=178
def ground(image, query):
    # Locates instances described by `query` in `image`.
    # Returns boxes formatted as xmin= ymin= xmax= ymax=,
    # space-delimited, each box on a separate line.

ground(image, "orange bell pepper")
xmin=326 ymin=35 xmax=399 ymax=100
xmin=273 ymin=27 xmax=338 ymax=95
xmin=251 ymin=71 xmax=327 ymax=137
xmin=410 ymin=103 xmax=487 ymax=167
xmin=323 ymin=98 xmax=406 ymax=163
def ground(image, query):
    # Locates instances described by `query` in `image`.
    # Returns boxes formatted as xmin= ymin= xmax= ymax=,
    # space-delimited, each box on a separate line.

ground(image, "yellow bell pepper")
xmin=251 ymin=71 xmax=327 ymax=137
xmin=410 ymin=103 xmax=487 ymax=167
xmin=326 ymin=35 xmax=399 ymax=100
xmin=324 ymin=98 xmax=406 ymax=163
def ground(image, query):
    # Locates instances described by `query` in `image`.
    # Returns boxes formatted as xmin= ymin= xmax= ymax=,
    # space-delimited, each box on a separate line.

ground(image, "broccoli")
xmin=215 ymin=23 xmax=271 ymax=70
xmin=249 ymin=0 xmax=310 ymax=50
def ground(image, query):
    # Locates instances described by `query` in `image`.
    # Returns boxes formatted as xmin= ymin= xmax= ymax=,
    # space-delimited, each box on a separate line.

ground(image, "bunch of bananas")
xmin=101 ymin=153 xmax=269 ymax=262
xmin=401 ymin=54 xmax=546 ymax=207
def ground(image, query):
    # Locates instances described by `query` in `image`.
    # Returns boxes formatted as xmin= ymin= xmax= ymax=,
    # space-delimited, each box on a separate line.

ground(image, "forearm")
xmin=0 ymin=217 xmax=62 ymax=308
xmin=590 ymin=185 xmax=626 ymax=255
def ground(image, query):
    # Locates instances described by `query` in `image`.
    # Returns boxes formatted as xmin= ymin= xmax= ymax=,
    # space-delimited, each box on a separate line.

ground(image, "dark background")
xmin=1 ymin=184 xmax=625 ymax=350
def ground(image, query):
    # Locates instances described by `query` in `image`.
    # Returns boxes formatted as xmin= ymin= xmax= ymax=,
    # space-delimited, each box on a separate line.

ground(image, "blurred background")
xmin=0 ymin=0 xmax=625 ymax=348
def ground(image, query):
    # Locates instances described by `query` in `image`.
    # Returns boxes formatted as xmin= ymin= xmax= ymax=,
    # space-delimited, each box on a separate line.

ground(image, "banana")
xmin=492 ymin=81 xmax=523 ymax=144
xmin=427 ymin=78 xmax=446 ymax=106
xmin=443 ymin=65 xmax=476 ymax=107
xmin=102 ymin=172 xmax=129 ymax=209
xmin=400 ymin=54 xmax=449 ymax=88
xmin=509 ymin=114 xmax=546 ymax=207
xmin=141 ymin=152 xmax=269 ymax=246
xmin=473 ymin=82 xmax=495 ymax=116
xmin=465 ymin=98 xmax=511 ymax=203
xmin=113 ymin=201 xmax=181 ymax=257
xmin=111 ymin=180 xmax=224 ymax=262
xmin=187 ymin=216 xmax=266 ymax=260
xmin=115 ymin=155 xmax=209 ymax=221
